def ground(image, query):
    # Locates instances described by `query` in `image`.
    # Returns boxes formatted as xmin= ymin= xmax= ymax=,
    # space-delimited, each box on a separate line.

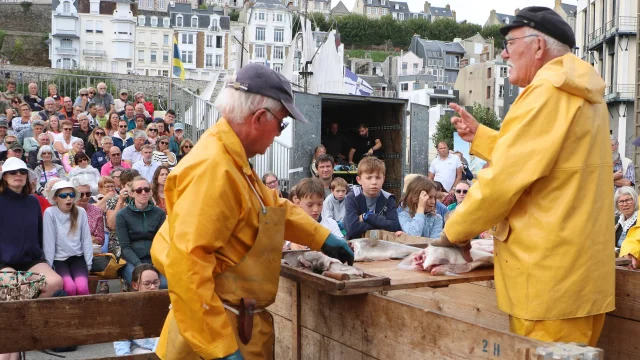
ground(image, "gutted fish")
xmin=282 ymin=251 xmax=363 ymax=279
xmin=348 ymin=239 xmax=422 ymax=262
xmin=398 ymin=240 xmax=494 ymax=275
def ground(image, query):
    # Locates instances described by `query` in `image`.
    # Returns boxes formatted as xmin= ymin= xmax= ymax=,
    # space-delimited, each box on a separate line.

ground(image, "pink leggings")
xmin=53 ymin=256 xmax=89 ymax=296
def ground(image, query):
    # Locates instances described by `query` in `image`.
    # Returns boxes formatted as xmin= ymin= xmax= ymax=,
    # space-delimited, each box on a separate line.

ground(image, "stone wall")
xmin=0 ymin=4 xmax=52 ymax=66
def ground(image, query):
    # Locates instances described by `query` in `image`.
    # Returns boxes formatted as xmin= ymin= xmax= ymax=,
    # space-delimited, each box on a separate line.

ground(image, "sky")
xmin=332 ymin=0 xmax=578 ymax=26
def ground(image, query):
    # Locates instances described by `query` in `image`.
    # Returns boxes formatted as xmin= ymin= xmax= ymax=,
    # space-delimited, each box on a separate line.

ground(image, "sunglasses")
xmin=79 ymin=191 xmax=92 ymax=198
xmin=81 ymin=94 xmax=88 ymax=97
xmin=57 ymin=192 xmax=76 ymax=199
xmin=160 ymin=142 xmax=168 ymax=145
xmin=119 ymin=125 xmax=127 ymax=128
xmin=455 ymin=189 xmax=468 ymax=194
xmin=78 ymin=158 xmax=88 ymax=163
xmin=5 ymin=169 xmax=28 ymax=176
xmin=63 ymin=128 xmax=72 ymax=131
xmin=89 ymin=92 xmax=95 ymax=95
xmin=5 ymin=141 xmax=15 ymax=145
xmin=133 ymin=187 xmax=151 ymax=194
xmin=95 ymin=131 xmax=105 ymax=136
xmin=149 ymin=129 xmax=158 ymax=132
xmin=183 ymin=145 xmax=192 ymax=149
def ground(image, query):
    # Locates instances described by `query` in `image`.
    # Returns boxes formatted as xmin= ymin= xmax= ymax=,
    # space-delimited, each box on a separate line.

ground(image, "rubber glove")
xmin=321 ymin=233 xmax=355 ymax=265
xmin=215 ymin=349 xmax=244 ymax=360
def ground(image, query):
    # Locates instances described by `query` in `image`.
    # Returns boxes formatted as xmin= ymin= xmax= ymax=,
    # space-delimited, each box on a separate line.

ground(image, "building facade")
xmin=50 ymin=0 xmax=81 ymax=69
xmin=287 ymin=0 xmax=331 ymax=15
xmin=352 ymin=0 xmax=390 ymax=19
xmin=554 ymin=0 xmax=577 ymax=32
xmin=575 ymin=0 xmax=637 ymax=156
xmin=484 ymin=9 xmax=517 ymax=27
xmin=458 ymin=33 xmax=494 ymax=67
xmin=245 ymin=0 xmax=292 ymax=73
xmin=424 ymin=1 xmax=454 ymax=21
xmin=136 ymin=10 xmax=173 ymax=77
xmin=454 ymin=60 xmax=509 ymax=119
xmin=409 ymin=35 xmax=465 ymax=90
xmin=330 ymin=0 xmax=350 ymax=17
xmin=389 ymin=1 xmax=409 ymax=20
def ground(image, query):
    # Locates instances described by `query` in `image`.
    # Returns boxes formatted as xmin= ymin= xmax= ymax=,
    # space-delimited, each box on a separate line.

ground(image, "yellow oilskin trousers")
xmin=509 ymin=314 xmax=606 ymax=347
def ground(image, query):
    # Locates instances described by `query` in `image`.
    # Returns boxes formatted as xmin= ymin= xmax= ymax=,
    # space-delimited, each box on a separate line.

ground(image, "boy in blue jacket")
xmin=344 ymin=156 xmax=400 ymax=239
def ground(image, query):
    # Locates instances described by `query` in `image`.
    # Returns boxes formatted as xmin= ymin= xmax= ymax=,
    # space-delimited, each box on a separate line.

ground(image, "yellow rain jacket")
xmin=150 ymin=118 xmax=330 ymax=359
xmin=444 ymin=53 xmax=615 ymax=321
xmin=620 ymin=225 xmax=640 ymax=259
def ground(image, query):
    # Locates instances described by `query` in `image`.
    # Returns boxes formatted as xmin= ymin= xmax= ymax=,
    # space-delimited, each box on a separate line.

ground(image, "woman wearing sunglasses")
xmin=145 ymin=123 xmax=158 ymax=146
xmin=85 ymin=127 xmax=105 ymax=159
xmin=72 ymin=177 xmax=104 ymax=247
xmin=447 ymin=180 xmax=470 ymax=212
xmin=34 ymin=145 xmax=67 ymax=193
xmin=67 ymin=151 xmax=100 ymax=193
xmin=116 ymin=177 xmax=167 ymax=289
xmin=177 ymin=139 xmax=193 ymax=163
xmin=43 ymin=180 xmax=93 ymax=296
xmin=152 ymin=135 xmax=176 ymax=168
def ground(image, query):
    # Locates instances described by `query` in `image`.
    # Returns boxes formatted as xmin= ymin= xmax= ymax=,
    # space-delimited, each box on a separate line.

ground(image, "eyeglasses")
xmin=149 ymin=128 xmax=158 ymax=132
xmin=89 ymin=92 xmax=95 ymax=95
xmin=141 ymin=280 xmax=161 ymax=288
xmin=104 ymin=185 xmax=116 ymax=190
xmin=502 ymin=34 xmax=539 ymax=54
xmin=183 ymin=145 xmax=192 ymax=149
xmin=95 ymin=131 xmax=105 ymax=136
xmin=455 ymin=189 xmax=468 ymax=194
xmin=78 ymin=158 xmax=88 ymax=163
xmin=57 ymin=192 xmax=76 ymax=199
xmin=159 ymin=141 xmax=168 ymax=145
xmin=5 ymin=141 xmax=15 ymax=145
xmin=262 ymin=108 xmax=289 ymax=132
xmin=63 ymin=128 xmax=72 ymax=131
xmin=5 ymin=169 xmax=28 ymax=176
xmin=133 ymin=187 xmax=151 ymax=194
xmin=118 ymin=125 xmax=127 ymax=128
xmin=618 ymin=198 xmax=634 ymax=205
xmin=266 ymin=179 xmax=278 ymax=186
xmin=79 ymin=191 xmax=92 ymax=198
xmin=110 ymin=153 xmax=121 ymax=157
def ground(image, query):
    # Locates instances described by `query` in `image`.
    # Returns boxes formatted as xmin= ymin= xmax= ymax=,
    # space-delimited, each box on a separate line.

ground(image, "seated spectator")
xmin=110 ymin=167 xmax=124 ymax=192
xmin=105 ymin=169 xmax=140 ymax=259
xmin=34 ymin=145 xmax=67 ymax=191
xmin=85 ymin=127 xmax=105 ymax=159
xmin=405 ymin=174 xmax=448 ymax=221
xmin=61 ymin=97 xmax=74 ymax=119
xmin=67 ymin=151 xmax=100 ymax=192
xmin=152 ymin=135 xmax=177 ymax=168
xmin=116 ymin=176 xmax=167 ymax=288
xmin=344 ymin=157 xmax=400 ymax=239
xmin=134 ymin=92 xmax=154 ymax=119
xmin=46 ymin=115 xmax=63 ymax=142
xmin=127 ymin=114 xmax=147 ymax=138
xmin=122 ymin=103 xmax=136 ymax=130
xmin=86 ymin=103 xmax=98 ymax=128
xmin=177 ymin=138 xmax=193 ymax=163
xmin=22 ymin=119 xmax=46 ymax=152
xmin=114 ymin=89 xmax=129 ymax=114
xmin=105 ymin=112 xmax=120 ymax=136
xmin=12 ymin=103 xmax=32 ymax=134
xmin=94 ymin=105 xmax=108 ymax=128
xmin=155 ymin=120 xmax=169 ymax=137
xmin=112 ymin=119 xmax=133 ymax=151
xmin=69 ymin=105 xmax=84 ymax=129
xmin=134 ymin=103 xmax=151 ymax=124
xmin=123 ymin=130 xmax=146 ymax=165
xmin=168 ymin=122 xmax=185 ymax=154
xmin=28 ymin=133 xmax=53 ymax=169
xmin=73 ymin=88 xmax=90 ymax=111
xmin=310 ymin=144 xmax=326 ymax=177
xmin=93 ymin=176 xmax=117 ymax=211
xmin=262 ymin=172 xmax=288 ymax=199
xmin=0 ymin=158 xmax=64 ymax=298
xmin=615 ymin=186 xmax=638 ymax=248
xmin=0 ymin=135 xmax=18 ymax=162
xmin=151 ymin=166 xmax=169 ymax=213
xmin=146 ymin=123 xmax=158 ymax=147
xmin=613 ymin=135 xmax=635 ymax=191
xmin=0 ymin=118 xmax=9 ymax=152
xmin=24 ymin=83 xmax=44 ymax=111
xmin=112 ymin=264 xmax=160 ymax=355
xmin=91 ymin=83 xmax=115 ymax=113
xmin=72 ymin=113 xmax=92 ymax=144
xmin=132 ymin=144 xmax=160 ymax=182
xmin=92 ymin=135 xmax=113 ymax=170
xmin=39 ymin=97 xmax=66 ymax=122
xmin=43 ymin=180 xmax=93 ymax=296
xmin=289 ymin=185 xmax=299 ymax=205
xmin=316 ymin=154 xmax=335 ymax=197
xmin=6 ymin=142 xmax=26 ymax=162
xmin=62 ymin=138 xmax=84 ymax=173
xmin=447 ymin=181 xmax=470 ymax=211
xmin=53 ymin=120 xmax=79 ymax=155
xmin=397 ymin=175 xmax=443 ymax=238
xmin=322 ymin=177 xmax=348 ymax=235
xmin=100 ymin=146 xmax=131 ymax=176
xmin=15 ymin=114 xmax=40 ymax=146
xmin=47 ymin=83 xmax=63 ymax=109
xmin=71 ymin=177 xmax=105 ymax=246
xmin=28 ymin=168 xmax=51 ymax=214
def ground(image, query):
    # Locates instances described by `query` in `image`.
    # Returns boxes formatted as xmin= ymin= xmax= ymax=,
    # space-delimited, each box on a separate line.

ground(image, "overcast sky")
xmin=333 ymin=0 xmax=578 ymax=26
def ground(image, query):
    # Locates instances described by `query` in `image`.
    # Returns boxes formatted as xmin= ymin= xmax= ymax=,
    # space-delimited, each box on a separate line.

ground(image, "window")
xmin=487 ymin=67 xmax=492 ymax=79
xmin=257 ymin=12 xmax=265 ymax=20
xmin=206 ymin=54 xmax=213 ymax=67
xmin=206 ymin=35 xmax=214 ymax=47
xmin=400 ymin=83 xmax=408 ymax=91
xmin=151 ymin=51 xmax=157 ymax=63
xmin=486 ymin=86 xmax=491 ymax=99
xmin=163 ymin=18 xmax=170 ymax=27
xmin=181 ymin=33 xmax=194 ymax=44
xmin=151 ymin=17 xmax=158 ymax=26
xmin=255 ymin=27 xmax=265 ymax=41
xmin=367 ymin=7 xmax=371 ymax=14
xmin=138 ymin=0 xmax=143 ymax=7
xmin=274 ymin=29 xmax=284 ymax=43
xmin=276 ymin=13 xmax=283 ymax=22
xmin=413 ymin=82 xmax=419 ymax=90
xmin=159 ymin=0 xmax=165 ymax=9
xmin=63 ymin=1 xmax=70 ymax=13
xmin=402 ymin=62 xmax=407 ymax=70
xmin=163 ymin=50 xmax=169 ymax=63
xmin=127 ymin=61 xmax=132 ymax=68
xmin=162 ymin=70 xmax=169 ymax=77
xmin=273 ymin=64 xmax=282 ymax=73
xmin=138 ymin=16 xmax=145 ymax=25
xmin=413 ymin=63 xmax=418 ymax=71
xmin=373 ymin=7 xmax=378 ymax=15
xmin=176 ymin=15 xmax=183 ymax=27
xmin=164 ymin=34 xmax=169 ymax=45
xmin=381 ymin=0 xmax=385 ymax=4
xmin=181 ymin=51 xmax=194 ymax=64
xmin=86 ymin=20 xmax=94 ymax=32
xmin=294 ymin=0 xmax=298 ymax=6
xmin=273 ymin=46 xmax=284 ymax=59
xmin=255 ymin=45 xmax=265 ymax=58
xmin=150 ymin=32 xmax=158 ymax=45
xmin=192 ymin=16 xmax=198 ymax=28
xmin=509 ymin=85 xmax=513 ymax=96
xmin=61 ymin=38 xmax=72 ymax=48
xmin=500 ymin=66 xmax=507 ymax=78
xmin=367 ymin=0 xmax=371 ymax=4
xmin=138 ymin=50 xmax=144 ymax=62
xmin=215 ymin=54 xmax=222 ymax=67
xmin=399 ymin=13 xmax=404 ymax=20
xmin=216 ymin=35 xmax=222 ymax=48
xmin=111 ymin=61 xmax=117 ymax=73
xmin=498 ymin=85 xmax=504 ymax=99
xmin=211 ymin=18 xmax=219 ymax=30
xmin=147 ymin=0 xmax=152 ymax=7
xmin=138 ymin=32 xmax=145 ymax=44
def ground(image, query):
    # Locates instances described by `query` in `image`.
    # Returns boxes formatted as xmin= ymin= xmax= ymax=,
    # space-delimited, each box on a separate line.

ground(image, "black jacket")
xmin=344 ymin=186 xmax=400 ymax=239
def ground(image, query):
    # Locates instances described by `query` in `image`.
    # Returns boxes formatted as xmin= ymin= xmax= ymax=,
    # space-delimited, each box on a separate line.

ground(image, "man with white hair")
xmin=24 ymin=83 xmax=44 ymax=111
xmin=90 ymin=82 xmax=115 ymax=112
xmin=443 ymin=6 xmax=614 ymax=346
xmin=122 ymin=130 xmax=146 ymax=165
xmin=150 ymin=64 xmax=353 ymax=360
xmin=38 ymin=97 xmax=66 ymax=121
xmin=612 ymin=135 xmax=635 ymax=191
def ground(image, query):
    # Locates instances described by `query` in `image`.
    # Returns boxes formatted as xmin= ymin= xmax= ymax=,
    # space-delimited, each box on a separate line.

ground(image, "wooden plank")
xmin=365 ymin=229 xmax=430 ymax=247
xmin=0 ymin=291 xmax=170 ymax=353
xmin=93 ymin=355 xmax=160 ymax=360
xmin=273 ymin=313 xmax=293 ymax=360
xmin=291 ymin=281 xmax=301 ymax=360
xmin=611 ymin=267 xmax=640 ymax=322
xmin=280 ymin=264 xmax=390 ymax=295
xmin=597 ymin=314 xmax=640 ymax=360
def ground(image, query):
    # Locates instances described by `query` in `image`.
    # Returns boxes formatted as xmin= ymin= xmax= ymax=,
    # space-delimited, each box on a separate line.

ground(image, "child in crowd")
xmin=310 ymin=144 xmax=326 ymax=177
xmin=344 ymin=157 xmax=400 ymax=239
xmin=404 ymin=174 xmax=448 ymax=221
xmin=113 ymin=264 xmax=160 ymax=356
xmin=397 ymin=175 xmax=443 ymax=238
xmin=288 ymin=185 xmax=299 ymax=205
xmin=43 ymin=180 xmax=93 ymax=296
xmin=322 ymin=177 xmax=348 ymax=236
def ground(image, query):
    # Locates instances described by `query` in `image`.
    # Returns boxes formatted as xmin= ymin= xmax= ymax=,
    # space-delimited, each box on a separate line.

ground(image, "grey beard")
xmin=613 ymin=152 xmax=620 ymax=163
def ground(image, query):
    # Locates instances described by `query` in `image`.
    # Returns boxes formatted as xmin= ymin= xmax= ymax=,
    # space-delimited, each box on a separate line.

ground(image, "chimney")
xmin=423 ymin=1 xmax=430 ymax=13
xmin=514 ymin=8 xmax=519 ymax=16
xmin=452 ymin=10 xmax=456 ymax=21
xmin=287 ymin=1 xmax=293 ymax=10
xmin=555 ymin=0 xmax=561 ymax=7
xmin=224 ymin=2 xmax=229 ymax=15
xmin=445 ymin=4 xmax=450 ymax=10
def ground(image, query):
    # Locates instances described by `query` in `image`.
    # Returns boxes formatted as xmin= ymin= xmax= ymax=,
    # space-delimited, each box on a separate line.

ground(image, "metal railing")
xmin=169 ymin=82 xmax=219 ymax=141
xmin=588 ymin=16 xmax=637 ymax=48
xmin=400 ymin=68 xmax=427 ymax=76
xmin=372 ymin=89 xmax=397 ymax=98
xmin=604 ymin=84 xmax=635 ymax=103
xmin=55 ymin=47 xmax=77 ymax=55
xmin=82 ymin=49 xmax=107 ymax=57
xmin=250 ymin=140 xmax=291 ymax=191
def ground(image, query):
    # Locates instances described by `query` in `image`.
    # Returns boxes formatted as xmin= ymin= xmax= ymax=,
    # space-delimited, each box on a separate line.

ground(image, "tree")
xmin=481 ymin=24 xmax=505 ymax=52
xmin=308 ymin=12 xmax=330 ymax=32
xmin=426 ymin=18 xmax=460 ymax=42
xmin=431 ymin=103 xmax=501 ymax=150
xmin=229 ymin=9 xmax=239 ymax=21
xmin=0 ymin=30 xmax=6 ymax=55
xmin=10 ymin=38 xmax=24 ymax=62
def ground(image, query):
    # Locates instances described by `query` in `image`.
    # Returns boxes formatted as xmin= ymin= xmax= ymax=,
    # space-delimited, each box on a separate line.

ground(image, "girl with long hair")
xmin=85 ymin=127 xmax=105 ymax=159
xmin=397 ymin=175 xmax=443 ymax=238
xmin=151 ymin=166 xmax=169 ymax=212
xmin=177 ymin=138 xmax=193 ymax=163
xmin=46 ymin=115 xmax=62 ymax=143
xmin=105 ymin=112 xmax=120 ymax=136
xmin=43 ymin=180 xmax=93 ymax=296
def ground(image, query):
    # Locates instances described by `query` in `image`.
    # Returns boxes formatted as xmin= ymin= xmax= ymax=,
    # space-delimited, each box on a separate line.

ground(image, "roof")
xmin=495 ymin=13 xmax=515 ymax=24
xmin=389 ymin=1 xmax=409 ymax=13
xmin=560 ymin=3 xmax=577 ymax=16
xmin=251 ymin=0 xmax=288 ymax=10
xmin=138 ymin=10 xmax=171 ymax=27
xmin=364 ymin=0 xmax=390 ymax=8
xmin=170 ymin=11 xmax=230 ymax=30
xmin=417 ymin=38 xmax=465 ymax=57
xmin=430 ymin=6 xmax=452 ymax=17
xmin=331 ymin=0 xmax=349 ymax=14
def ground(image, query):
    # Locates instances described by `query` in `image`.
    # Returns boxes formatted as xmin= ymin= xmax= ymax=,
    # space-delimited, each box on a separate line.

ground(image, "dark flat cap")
xmin=226 ymin=63 xmax=307 ymax=123
xmin=8 ymin=142 xmax=24 ymax=152
xmin=500 ymin=6 xmax=576 ymax=49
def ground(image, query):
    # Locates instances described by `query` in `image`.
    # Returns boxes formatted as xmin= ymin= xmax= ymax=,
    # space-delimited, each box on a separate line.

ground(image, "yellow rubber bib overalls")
xmin=156 ymin=175 xmax=284 ymax=360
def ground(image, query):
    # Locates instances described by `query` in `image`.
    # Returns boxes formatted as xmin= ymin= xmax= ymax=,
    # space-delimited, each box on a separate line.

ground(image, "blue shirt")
xmin=397 ymin=207 xmax=443 ymax=238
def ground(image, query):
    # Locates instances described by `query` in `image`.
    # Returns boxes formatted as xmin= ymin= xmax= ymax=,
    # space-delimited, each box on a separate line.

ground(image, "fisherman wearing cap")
xmin=442 ymin=6 xmax=614 ymax=345
xmin=150 ymin=64 xmax=354 ymax=360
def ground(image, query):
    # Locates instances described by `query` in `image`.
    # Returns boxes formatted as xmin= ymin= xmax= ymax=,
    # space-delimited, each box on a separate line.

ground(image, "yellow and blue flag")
xmin=173 ymin=36 xmax=185 ymax=80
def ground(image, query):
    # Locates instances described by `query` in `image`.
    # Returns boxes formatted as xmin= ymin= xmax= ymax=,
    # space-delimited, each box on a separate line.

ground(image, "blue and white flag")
xmin=344 ymin=67 xmax=373 ymax=96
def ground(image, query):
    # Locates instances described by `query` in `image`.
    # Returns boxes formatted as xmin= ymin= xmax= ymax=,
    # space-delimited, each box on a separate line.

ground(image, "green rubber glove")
xmin=321 ymin=233 xmax=355 ymax=265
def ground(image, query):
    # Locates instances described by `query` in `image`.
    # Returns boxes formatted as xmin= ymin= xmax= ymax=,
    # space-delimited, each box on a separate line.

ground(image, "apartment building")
xmin=169 ymin=2 xmax=231 ymax=80
xmin=352 ymin=0 xmax=390 ymax=19
xmin=381 ymin=51 xmax=431 ymax=97
xmin=136 ymin=10 xmax=173 ymax=77
xmin=454 ymin=60 xmax=509 ymax=118
xmin=575 ymin=0 xmax=637 ymax=155
xmin=554 ymin=0 xmax=577 ymax=32
xmin=287 ymin=0 xmax=331 ymax=16
xmin=484 ymin=9 xmax=517 ymax=27
xmin=458 ymin=33 xmax=494 ymax=66
xmin=245 ymin=0 xmax=292 ymax=73
xmin=50 ymin=0 xmax=81 ymax=69
xmin=424 ymin=1 xmax=454 ymax=21
xmin=408 ymin=35 xmax=465 ymax=90
xmin=389 ymin=1 xmax=410 ymax=21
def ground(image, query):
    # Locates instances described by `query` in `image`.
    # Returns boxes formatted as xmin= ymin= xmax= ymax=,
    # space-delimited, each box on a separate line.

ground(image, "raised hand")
xmin=449 ymin=103 xmax=479 ymax=143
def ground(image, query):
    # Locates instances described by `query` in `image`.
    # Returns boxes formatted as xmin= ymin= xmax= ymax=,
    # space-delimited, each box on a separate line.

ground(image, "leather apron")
xmin=157 ymin=174 xmax=285 ymax=360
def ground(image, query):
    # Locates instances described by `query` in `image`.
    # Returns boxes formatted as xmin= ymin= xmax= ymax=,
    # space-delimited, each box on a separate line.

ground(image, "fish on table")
xmin=348 ymin=239 xmax=422 ymax=262
xmin=282 ymin=251 xmax=363 ymax=279
xmin=398 ymin=240 xmax=494 ymax=275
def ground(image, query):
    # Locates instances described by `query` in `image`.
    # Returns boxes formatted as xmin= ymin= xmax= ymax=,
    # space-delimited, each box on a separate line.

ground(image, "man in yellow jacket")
xmin=442 ymin=7 xmax=615 ymax=346
xmin=150 ymin=64 xmax=354 ymax=360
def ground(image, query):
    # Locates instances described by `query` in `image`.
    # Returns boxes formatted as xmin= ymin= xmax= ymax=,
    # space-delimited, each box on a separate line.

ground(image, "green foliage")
xmin=0 ymin=30 xmax=6 ymax=54
xmin=308 ymin=12 xmax=330 ymax=32
xmin=432 ymin=103 xmax=501 ymax=149
xmin=344 ymin=49 xmax=398 ymax=62
xmin=11 ymin=38 xmax=24 ymax=62
xmin=229 ymin=9 xmax=239 ymax=22
xmin=198 ymin=4 xmax=207 ymax=9
xmin=480 ymin=24 xmax=505 ymax=52
xmin=20 ymin=1 xmax=32 ymax=14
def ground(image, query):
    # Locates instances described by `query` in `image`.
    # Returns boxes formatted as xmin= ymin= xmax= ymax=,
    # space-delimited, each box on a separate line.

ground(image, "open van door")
xmin=409 ymin=103 xmax=430 ymax=175
xmin=290 ymin=92 xmax=322 ymax=187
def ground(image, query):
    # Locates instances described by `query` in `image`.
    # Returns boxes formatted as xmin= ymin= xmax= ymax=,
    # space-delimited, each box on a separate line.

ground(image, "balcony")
xmin=83 ymin=49 xmax=106 ymax=57
xmin=372 ymin=89 xmax=397 ymax=98
xmin=588 ymin=16 xmax=637 ymax=50
xmin=444 ymin=61 xmax=460 ymax=70
xmin=56 ymin=47 xmax=77 ymax=55
xmin=604 ymin=84 xmax=635 ymax=103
